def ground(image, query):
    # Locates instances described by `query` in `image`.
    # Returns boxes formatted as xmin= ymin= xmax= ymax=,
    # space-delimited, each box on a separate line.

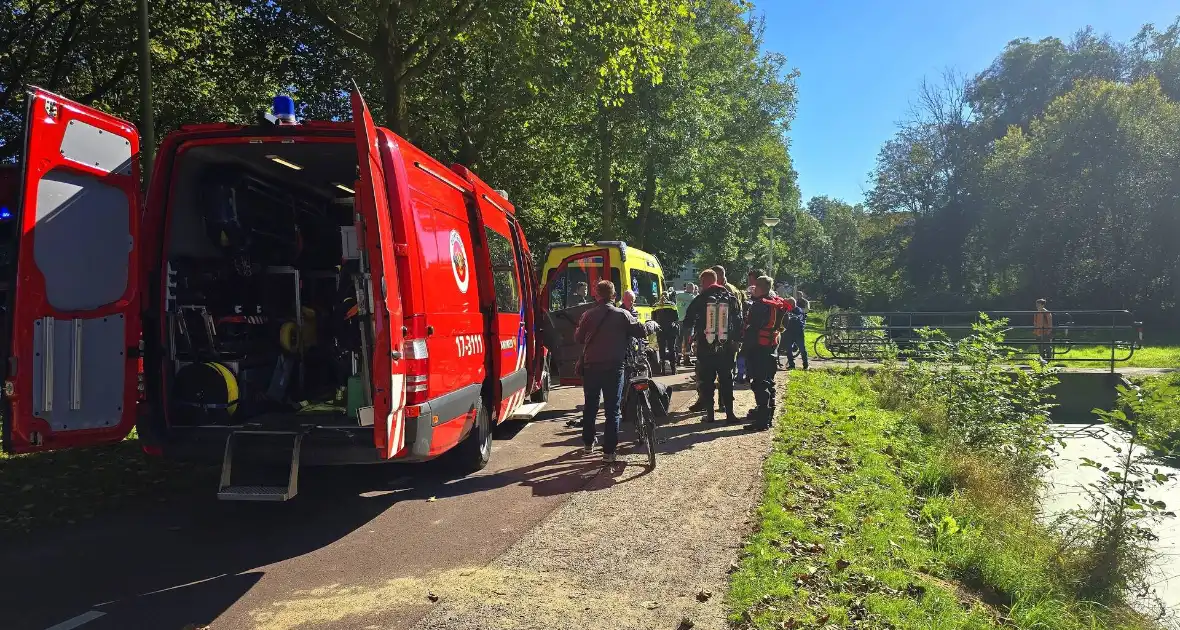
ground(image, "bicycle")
xmin=624 ymin=331 xmax=659 ymax=468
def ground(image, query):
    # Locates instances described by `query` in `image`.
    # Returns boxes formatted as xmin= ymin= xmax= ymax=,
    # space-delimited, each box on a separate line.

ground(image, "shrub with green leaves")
xmin=886 ymin=315 xmax=1060 ymax=480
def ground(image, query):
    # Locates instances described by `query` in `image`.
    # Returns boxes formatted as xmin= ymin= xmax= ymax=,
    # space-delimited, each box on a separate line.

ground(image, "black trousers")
xmin=696 ymin=350 xmax=735 ymax=413
xmin=657 ymin=326 xmax=679 ymax=366
xmin=746 ymin=348 xmax=777 ymax=421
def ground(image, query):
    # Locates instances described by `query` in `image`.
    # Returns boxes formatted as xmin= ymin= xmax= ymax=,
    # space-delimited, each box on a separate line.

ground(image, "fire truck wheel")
xmin=451 ymin=404 xmax=492 ymax=474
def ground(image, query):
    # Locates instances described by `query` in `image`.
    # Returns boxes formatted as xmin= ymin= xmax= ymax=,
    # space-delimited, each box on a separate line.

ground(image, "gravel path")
xmin=410 ymin=373 xmax=785 ymax=630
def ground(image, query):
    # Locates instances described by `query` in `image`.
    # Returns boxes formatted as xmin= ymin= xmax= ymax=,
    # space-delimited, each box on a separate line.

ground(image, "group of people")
xmin=676 ymin=265 xmax=808 ymax=430
xmin=568 ymin=264 xmax=810 ymax=463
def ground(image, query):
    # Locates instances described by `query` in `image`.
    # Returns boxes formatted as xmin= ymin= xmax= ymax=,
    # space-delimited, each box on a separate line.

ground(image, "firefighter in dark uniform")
xmin=743 ymin=276 xmax=789 ymax=431
xmin=651 ymin=293 xmax=681 ymax=373
xmin=681 ymin=269 xmax=742 ymax=424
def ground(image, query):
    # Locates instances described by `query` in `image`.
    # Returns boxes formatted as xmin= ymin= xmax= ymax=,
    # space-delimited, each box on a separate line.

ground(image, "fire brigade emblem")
xmin=449 ymin=230 xmax=469 ymax=293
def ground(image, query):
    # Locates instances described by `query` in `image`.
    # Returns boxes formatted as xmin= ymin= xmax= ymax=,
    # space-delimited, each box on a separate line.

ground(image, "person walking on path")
xmin=575 ymin=280 xmax=656 ymax=462
xmin=1033 ymin=298 xmax=1054 ymax=361
xmin=681 ymin=269 xmax=742 ymax=424
xmin=778 ymin=290 xmax=809 ymax=368
xmin=780 ymin=296 xmax=808 ymax=370
xmin=675 ymin=283 xmax=696 ymax=366
xmin=743 ymin=276 xmax=790 ymax=431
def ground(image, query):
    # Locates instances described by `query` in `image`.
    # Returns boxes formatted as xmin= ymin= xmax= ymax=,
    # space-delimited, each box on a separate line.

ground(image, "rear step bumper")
xmin=162 ymin=412 xmax=443 ymax=466
xmin=218 ymin=431 xmax=304 ymax=501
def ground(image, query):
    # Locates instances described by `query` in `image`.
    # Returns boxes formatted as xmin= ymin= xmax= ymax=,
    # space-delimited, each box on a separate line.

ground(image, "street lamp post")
xmin=762 ymin=216 xmax=781 ymax=281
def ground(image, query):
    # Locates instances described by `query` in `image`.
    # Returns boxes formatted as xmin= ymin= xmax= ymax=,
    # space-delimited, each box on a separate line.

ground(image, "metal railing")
xmin=814 ymin=310 xmax=1144 ymax=372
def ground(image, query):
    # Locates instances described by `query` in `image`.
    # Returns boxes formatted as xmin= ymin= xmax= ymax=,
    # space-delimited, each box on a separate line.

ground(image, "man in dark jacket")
xmin=681 ymin=269 xmax=742 ymax=424
xmin=779 ymin=290 xmax=810 ymax=369
xmin=574 ymin=280 xmax=655 ymax=463
xmin=743 ymin=277 xmax=789 ymax=431
xmin=782 ymin=297 xmax=808 ymax=370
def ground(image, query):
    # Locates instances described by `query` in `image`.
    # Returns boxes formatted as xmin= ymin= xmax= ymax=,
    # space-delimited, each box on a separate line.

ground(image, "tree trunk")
xmin=376 ymin=14 xmax=410 ymax=139
xmin=635 ymin=150 xmax=657 ymax=249
xmin=383 ymin=73 xmax=410 ymax=138
xmin=597 ymin=105 xmax=614 ymax=238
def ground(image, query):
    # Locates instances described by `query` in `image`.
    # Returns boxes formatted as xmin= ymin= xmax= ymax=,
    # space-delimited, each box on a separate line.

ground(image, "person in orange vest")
xmin=1033 ymin=298 xmax=1054 ymax=361
xmin=742 ymin=277 xmax=792 ymax=431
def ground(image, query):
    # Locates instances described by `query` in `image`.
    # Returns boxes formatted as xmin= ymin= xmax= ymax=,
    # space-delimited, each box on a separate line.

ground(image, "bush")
xmin=874 ymin=315 xmax=1059 ymax=483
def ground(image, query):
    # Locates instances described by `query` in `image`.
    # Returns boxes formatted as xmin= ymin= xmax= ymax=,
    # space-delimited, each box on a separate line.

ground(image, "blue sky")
xmin=758 ymin=0 xmax=1180 ymax=205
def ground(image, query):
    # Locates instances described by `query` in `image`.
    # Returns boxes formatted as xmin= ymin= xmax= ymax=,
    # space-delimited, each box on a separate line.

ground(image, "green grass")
xmin=803 ymin=322 xmax=1179 ymax=368
xmin=1051 ymin=343 xmax=1180 ymax=369
xmin=0 ymin=430 xmax=213 ymax=534
xmin=727 ymin=370 xmax=1162 ymax=630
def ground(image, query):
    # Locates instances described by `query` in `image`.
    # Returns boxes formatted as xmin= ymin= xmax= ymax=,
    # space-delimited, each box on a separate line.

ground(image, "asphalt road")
xmin=1 ymin=374 xmax=697 ymax=630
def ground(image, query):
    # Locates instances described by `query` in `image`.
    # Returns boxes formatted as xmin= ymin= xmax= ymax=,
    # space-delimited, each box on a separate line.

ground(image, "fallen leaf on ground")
xmin=696 ymin=590 xmax=712 ymax=602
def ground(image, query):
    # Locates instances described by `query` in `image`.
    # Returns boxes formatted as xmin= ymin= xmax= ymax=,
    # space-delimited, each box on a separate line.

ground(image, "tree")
xmin=295 ymin=0 xmax=485 ymax=137
xmin=855 ymin=16 xmax=1180 ymax=325
xmin=0 ymin=0 xmax=294 ymax=161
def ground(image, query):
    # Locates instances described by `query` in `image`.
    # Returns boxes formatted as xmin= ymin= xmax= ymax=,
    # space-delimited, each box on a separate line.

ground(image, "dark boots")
xmin=743 ymin=407 xmax=774 ymax=431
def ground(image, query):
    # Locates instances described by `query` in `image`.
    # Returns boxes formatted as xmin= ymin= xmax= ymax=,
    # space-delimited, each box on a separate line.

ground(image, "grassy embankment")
xmin=802 ymin=312 xmax=1179 ymax=369
xmin=727 ymin=370 xmax=1165 ymax=630
xmin=0 ymin=429 xmax=213 ymax=534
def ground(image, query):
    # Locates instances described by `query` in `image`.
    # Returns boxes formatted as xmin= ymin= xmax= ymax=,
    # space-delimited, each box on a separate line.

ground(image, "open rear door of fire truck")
xmin=1 ymin=88 xmax=142 ymax=454
xmin=540 ymin=249 xmax=610 ymax=386
xmin=351 ymin=88 xmax=407 ymax=460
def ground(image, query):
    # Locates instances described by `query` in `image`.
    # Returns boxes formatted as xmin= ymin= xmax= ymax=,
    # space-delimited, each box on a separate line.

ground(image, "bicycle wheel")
xmin=628 ymin=390 xmax=645 ymax=445
xmin=641 ymin=397 xmax=656 ymax=468
xmin=814 ymin=334 xmax=835 ymax=360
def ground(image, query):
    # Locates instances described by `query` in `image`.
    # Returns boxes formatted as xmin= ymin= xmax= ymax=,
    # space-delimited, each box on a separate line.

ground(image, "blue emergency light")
xmin=272 ymin=95 xmax=297 ymax=124
xmin=0 ymin=207 xmax=12 ymax=221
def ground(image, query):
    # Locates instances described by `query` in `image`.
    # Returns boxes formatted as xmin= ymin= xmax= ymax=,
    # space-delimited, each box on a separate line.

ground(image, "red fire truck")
xmin=0 ymin=87 xmax=565 ymax=500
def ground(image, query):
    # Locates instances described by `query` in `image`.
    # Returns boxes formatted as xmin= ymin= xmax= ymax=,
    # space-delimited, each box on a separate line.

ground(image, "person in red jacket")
xmin=742 ymin=277 xmax=791 ymax=431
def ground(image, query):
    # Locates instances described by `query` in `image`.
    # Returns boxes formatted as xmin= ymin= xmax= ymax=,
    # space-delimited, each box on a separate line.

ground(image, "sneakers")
xmin=724 ymin=414 xmax=740 ymax=425
xmin=602 ymin=452 xmax=616 ymax=463
xmin=566 ymin=417 xmax=582 ymax=428
xmin=703 ymin=412 xmax=718 ymax=423
xmin=582 ymin=438 xmax=597 ymax=455
xmin=688 ymin=399 xmax=708 ymax=412
xmin=743 ymin=421 xmax=771 ymax=432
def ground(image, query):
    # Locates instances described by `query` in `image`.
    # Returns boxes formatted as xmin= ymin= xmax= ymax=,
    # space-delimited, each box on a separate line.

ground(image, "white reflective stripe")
xmin=388 ymin=372 xmax=405 ymax=457
xmin=718 ymin=303 xmax=729 ymax=341
xmin=704 ymin=304 xmax=717 ymax=344
xmin=391 ymin=410 xmax=404 ymax=456
xmin=43 ymin=611 xmax=106 ymax=630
